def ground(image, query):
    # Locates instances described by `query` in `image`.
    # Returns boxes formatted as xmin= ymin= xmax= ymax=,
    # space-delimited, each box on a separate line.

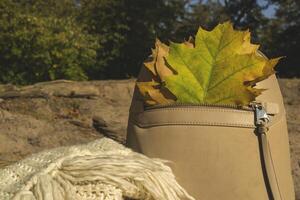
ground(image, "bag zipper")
xmin=143 ymin=102 xmax=273 ymax=129
xmin=145 ymin=102 xmax=260 ymax=112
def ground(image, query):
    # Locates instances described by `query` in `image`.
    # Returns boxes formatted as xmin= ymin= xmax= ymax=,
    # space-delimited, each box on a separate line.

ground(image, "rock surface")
xmin=0 ymin=78 xmax=299 ymax=198
xmin=0 ymin=79 xmax=135 ymax=167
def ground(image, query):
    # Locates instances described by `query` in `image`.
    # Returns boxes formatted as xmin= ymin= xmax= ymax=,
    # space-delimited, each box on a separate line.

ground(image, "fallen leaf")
xmin=136 ymin=22 xmax=281 ymax=106
xmin=164 ymin=22 xmax=280 ymax=105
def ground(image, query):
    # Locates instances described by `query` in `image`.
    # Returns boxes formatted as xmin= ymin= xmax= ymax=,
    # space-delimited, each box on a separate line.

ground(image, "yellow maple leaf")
xmin=137 ymin=22 xmax=281 ymax=106
xmin=164 ymin=22 xmax=280 ymax=105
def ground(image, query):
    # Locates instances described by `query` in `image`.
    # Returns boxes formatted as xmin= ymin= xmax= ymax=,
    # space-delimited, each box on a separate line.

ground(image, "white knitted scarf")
xmin=0 ymin=138 xmax=195 ymax=200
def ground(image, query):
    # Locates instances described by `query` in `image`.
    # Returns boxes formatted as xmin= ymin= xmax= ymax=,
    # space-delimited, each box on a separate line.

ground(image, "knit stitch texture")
xmin=0 ymin=138 xmax=194 ymax=200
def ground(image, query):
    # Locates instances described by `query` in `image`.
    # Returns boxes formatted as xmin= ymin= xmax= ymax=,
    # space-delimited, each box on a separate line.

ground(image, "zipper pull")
xmin=252 ymin=103 xmax=270 ymax=127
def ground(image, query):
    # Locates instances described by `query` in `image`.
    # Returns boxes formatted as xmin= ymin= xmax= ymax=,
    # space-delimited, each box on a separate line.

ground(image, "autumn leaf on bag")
xmin=137 ymin=22 xmax=281 ymax=106
xmin=164 ymin=22 xmax=280 ymax=105
xmin=136 ymin=39 xmax=176 ymax=105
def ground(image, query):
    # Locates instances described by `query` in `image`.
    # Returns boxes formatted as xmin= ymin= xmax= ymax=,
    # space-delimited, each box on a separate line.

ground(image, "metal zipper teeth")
xmin=144 ymin=102 xmax=255 ymax=112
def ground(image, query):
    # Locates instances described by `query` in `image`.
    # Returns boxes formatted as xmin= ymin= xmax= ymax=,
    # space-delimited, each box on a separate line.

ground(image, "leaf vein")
xmin=172 ymin=46 xmax=205 ymax=91
xmin=202 ymin=29 xmax=226 ymax=100
xmin=208 ymin=60 xmax=260 ymax=92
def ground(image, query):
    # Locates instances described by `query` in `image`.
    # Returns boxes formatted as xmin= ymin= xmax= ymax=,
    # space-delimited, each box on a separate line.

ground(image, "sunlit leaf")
xmin=137 ymin=22 xmax=280 ymax=106
xmin=164 ymin=22 xmax=280 ymax=105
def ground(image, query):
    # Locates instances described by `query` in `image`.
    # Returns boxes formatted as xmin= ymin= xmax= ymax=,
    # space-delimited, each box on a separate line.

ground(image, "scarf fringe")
xmin=7 ymin=139 xmax=195 ymax=200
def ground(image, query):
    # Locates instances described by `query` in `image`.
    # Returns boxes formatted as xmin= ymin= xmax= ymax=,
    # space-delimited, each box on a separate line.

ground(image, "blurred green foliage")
xmin=262 ymin=0 xmax=300 ymax=77
xmin=77 ymin=0 xmax=130 ymax=79
xmin=0 ymin=0 xmax=98 ymax=85
xmin=0 ymin=0 xmax=299 ymax=85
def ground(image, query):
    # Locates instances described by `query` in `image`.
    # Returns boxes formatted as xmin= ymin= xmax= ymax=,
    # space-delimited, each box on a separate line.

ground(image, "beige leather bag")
xmin=126 ymin=67 xmax=295 ymax=200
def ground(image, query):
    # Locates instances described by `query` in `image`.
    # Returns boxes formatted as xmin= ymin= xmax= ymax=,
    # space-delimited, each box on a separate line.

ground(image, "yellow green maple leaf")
xmin=164 ymin=22 xmax=280 ymax=105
